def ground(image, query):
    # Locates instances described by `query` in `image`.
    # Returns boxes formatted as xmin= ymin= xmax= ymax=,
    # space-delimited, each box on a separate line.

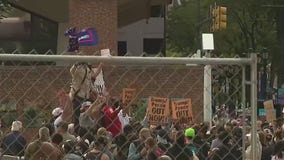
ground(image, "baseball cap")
xmin=52 ymin=107 xmax=63 ymax=117
xmin=11 ymin=121 xmax=23 ymax=131
xmin=185 ymin=128 xmax=195 ymax=138
xmin=81 ymin=101 xmax=92 ymax=108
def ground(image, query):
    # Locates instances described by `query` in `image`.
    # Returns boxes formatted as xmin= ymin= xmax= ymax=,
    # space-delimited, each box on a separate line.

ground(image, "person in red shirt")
xmin=101 ymin=98 xmax=122 ymax=137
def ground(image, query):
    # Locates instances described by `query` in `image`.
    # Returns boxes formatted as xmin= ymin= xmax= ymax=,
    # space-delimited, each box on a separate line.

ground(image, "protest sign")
xmin=263 ymin=100 xmax=276 ymax=122
xmin=101 ymin=49 xmax=111 ymax=57
xmin=122 ymin=88 xmax=136 ymax=106
xmin=147 ymin=96 xmax=170 ymax=125
xmin=122 ymin=88 xmax=136 ymax=116
xmin=172 ymin=99 xmax=193 ymax=125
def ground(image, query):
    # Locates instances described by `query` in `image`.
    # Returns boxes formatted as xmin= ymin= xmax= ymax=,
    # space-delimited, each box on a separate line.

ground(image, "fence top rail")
xmin=0 ymin=54 xmax=251 ymax=65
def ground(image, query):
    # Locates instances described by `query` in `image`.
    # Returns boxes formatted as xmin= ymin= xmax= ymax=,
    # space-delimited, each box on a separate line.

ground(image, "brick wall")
xmin=0 ymin=65 xmax=203 ymax=142
xmin=69 ymin=0 xmax=118 ymax=55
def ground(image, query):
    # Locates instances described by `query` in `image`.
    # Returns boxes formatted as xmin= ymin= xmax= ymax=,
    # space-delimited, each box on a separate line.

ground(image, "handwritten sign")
xmin=263 ymin=100 xmax=276 ymax=122
xmin=101 ymin=49 xmax=111 ymax=57
xmin=122 ymin=88 xmax=136 ymax=106
xmin=172 ymin=99 xmax=193 ymax=125
xmin=147 ymin=96 xmax=170 ymax=125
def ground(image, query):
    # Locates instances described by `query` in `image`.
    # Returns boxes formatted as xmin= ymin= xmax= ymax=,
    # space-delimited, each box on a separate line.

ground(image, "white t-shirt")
xmin=54 ymin=116 xmax=63 ymax=128
xmin=118 ymin=110 xmax=130 ymax=131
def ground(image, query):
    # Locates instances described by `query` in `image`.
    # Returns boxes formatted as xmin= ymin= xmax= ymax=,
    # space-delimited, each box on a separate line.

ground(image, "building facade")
xmin=0 ymin=0 xmax=169 ymax=56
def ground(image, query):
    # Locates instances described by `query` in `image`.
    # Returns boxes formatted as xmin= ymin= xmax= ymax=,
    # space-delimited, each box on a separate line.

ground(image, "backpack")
xmin=85 ymin=151 xmax=102 ymax=160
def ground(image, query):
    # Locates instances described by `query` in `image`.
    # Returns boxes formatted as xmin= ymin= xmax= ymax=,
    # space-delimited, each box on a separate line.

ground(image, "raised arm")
xmin=85 ymin=97 xmax=105 ymax=116
xmin=91 ymin=62 xmax=103 ymax=79
xmin=61 ymin=93 xmax=73 ymax=123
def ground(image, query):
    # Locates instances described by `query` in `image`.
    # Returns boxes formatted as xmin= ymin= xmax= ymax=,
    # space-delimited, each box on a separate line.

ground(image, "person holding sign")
xmin=171 ymin=99 xmax=193 ymax=126
xmin=147 ymin=97 xmax=170 ymax=126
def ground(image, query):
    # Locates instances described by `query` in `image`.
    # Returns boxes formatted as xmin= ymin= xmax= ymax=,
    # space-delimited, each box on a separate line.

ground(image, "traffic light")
xmin=218 ymin=6 xmax=227 ymax=30
xmin=211 ymin=6 xmax=227 ymax=32
xmin=210 ymin=7 xmax=219 ymax=32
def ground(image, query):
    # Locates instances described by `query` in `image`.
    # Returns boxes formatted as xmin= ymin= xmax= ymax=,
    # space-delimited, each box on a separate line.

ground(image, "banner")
xmin=147 ymin=96 xmax=170 ymax=125
xmin=263 ymin=100 xmax=276 ymax=122
xmin=101 ymin=49 xmax=111 ymax=57
xmin=78 ymin=28 xmax=98 ymax=46
xmin=172 ymin=99 xmax=193 ymax=124
xmin=122 ymin=88 xmax=136 ymax=106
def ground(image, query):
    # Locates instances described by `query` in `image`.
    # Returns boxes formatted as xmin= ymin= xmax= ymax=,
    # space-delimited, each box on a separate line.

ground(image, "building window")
xmin=143 ymin=38 xmax=165 ymax=55
xmin=118 ymin=41 xmax=127 ymax=56
xmin=0 ymin=7 xmax=58 ymax=55
xmin=0 ymin=7 xmax=58 ymax=65
xmin=150 ymin=5 xmax=164 ymax=18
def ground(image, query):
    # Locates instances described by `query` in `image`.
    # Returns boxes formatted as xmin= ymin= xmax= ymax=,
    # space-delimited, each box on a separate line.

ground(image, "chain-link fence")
xmin=0 ymin=51 xmax=258 ymax=160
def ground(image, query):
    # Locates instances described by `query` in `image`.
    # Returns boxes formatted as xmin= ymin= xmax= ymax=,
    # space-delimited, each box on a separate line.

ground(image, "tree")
xmin=166 ymin=0 xmax=277 ymax=57
xmin=166 ymin=0 xmax=211 ymax=55
xmin=272 ymin=0 xmax=284 ymax=83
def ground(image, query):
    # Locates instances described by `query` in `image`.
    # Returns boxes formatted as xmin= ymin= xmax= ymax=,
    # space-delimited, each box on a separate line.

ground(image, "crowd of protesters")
xmin=1 ymin=61 xmax=284 ymax=160
xmin=2 ymin=102 xmax=284 ymax=160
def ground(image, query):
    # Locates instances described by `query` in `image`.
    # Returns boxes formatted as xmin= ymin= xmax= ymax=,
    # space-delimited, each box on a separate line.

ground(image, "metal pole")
xmin=203 ymin=51 xmax=212 ymax=126
xmin=0 ymin=54 xmax=252 ymax=65
xmin=241 ymin=65 xmax=246 ymax=160
xmin=250 ymin=53 xmax=258 ymax=160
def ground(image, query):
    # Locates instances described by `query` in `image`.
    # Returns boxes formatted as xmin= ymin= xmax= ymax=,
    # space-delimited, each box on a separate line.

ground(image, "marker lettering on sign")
xmin=176 ymin=110 xmax=189 ymax=118
xmin=149 ymin=115 xmax=166 ymax=122
xmin=152 ymin=107 xmax=165 ymax=115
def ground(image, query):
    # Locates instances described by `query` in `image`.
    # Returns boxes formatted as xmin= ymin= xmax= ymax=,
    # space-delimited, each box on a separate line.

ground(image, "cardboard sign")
xmin=172 ymin=99 xmax=193 ymax=124
xmin=101 ymin=49 xmax=111 ymax=57
xmin=147 ymin=96 xmax=170 ymax=125
xmin=122 ymin=88 xmax=136 ymax=106
xmin=263 ymin=100 xmax=276 ymax=122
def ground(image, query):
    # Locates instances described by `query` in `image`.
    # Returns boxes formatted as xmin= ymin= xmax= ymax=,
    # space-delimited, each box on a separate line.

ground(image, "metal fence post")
xmin=241 ymin=65 xmax=246 ymax=160
xmin=250 ymin=53 xmax=258 ymax=160
xmin=204 ymin=51 xmax=212 ymax=126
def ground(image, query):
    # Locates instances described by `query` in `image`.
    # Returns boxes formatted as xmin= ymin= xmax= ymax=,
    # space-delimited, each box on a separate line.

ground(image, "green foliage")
xmin=24 ymin=107 xmax=47 ymax=128
xmin=167 ymin=2 xmax=200 ymax=53
xmin=166 ymin=0 xmax=277 ymax=57
xmin=0 ymin=111 xmax=17 ymax=127
xmin=166 ymin=49 xmax=187 ymax=57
